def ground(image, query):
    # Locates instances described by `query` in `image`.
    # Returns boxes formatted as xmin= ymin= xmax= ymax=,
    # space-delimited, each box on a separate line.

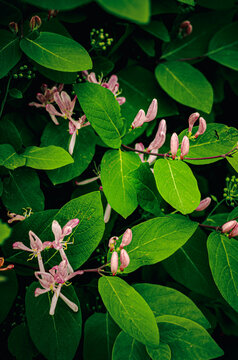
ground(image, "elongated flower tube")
xmin=180 ymin=136 xmax=190 ymax=160
xmin=0 ymin=257 xmax=14 ymax=271
xmin=195 ymin=197 xmax=211 ymax=211
xmin=120 ymin=228 xmax=132 ymax=249
xmin=131 ymin=99 xmax=158 ymax=129
xmin=170 ymin=133 xmax=179 ymax=160
xmin=131 ymin=109 xmax=147 ymax=129
xmin=188 ymin=112 xmax=200 ymax=133
xmin=221 ymin=220 xmax=237 ymax=233
xmin=46 ymin=91 xmax=76 ymax=122
xmin=229 ymin=222 xmax=238 ymax=238
xmin=194 ymin=117 xmax=206 ymax=138
xmin=120 ymin=249 xmax=130 ymax=271
xmin=68 ymin=115 xmax=90 ymax=155
xmin=111 ymin=251 xmax=118 ymax=276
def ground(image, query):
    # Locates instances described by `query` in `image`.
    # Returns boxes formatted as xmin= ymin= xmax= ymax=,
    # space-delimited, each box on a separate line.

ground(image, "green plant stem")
xmin=0 ymin=76 xmax=12 ymax=119
xmin=207 ymin=198 xmax=226 ymax=219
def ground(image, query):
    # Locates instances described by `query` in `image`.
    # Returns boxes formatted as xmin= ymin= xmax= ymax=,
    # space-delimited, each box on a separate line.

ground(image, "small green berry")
xmin=13 ymin=74 xmax=18 ymax=79
xmin=102 ymin=46 xmax=106 ymax=50
xmin=19 ymin=73 xmax=23 ymax=78
xmin=226 ymin=177 xmax=230 ymax=182
xmin=20 ymin=66 xmax=24 ymax=70
xmin=24 ymin=65 xmax=28 ymax=69
xmin=223 ymin=193 xmax=227 ymax=197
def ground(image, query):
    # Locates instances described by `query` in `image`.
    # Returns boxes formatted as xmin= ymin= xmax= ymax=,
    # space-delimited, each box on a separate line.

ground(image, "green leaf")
xmin=74 ymin=83 xmax=124 ymax=148
xmin=20 ymin=32 xmax=92 ymax=72
xmin=98 ymin=276 xmax=160 ymax=347
xmin=156 ymin=315 xmax=223 ymax=359
xmin=9 ymin=88 xmax=23 ymax=99
xmin=133 ymin=283 xmax=210 ymax=328
xmin=0 ymin=270 xmax=18 ymax=323
xmin=0 ymin=30 xmax=21 ymax=79
xmin=2 ymin=168 xmax=45 ymax=213
xmin=154 ymin=159 xmax=201 ymax=214
xmin=134 ymin=33 xmax=155 ymax=57
xmin=128 ymin=162 xmax=163 ymax=216
xmin=97 ymin=0 xmax=150 ymax=24
xmin=163 ymin=228 xmax=219 ymax=298
xmin=8 ymin=323 xmax=37 ymax=360
xmin=140 ymin=20 xmax=170 ymax=42
xmin=116 ymin=215 xmax=198 ymax=273
xmin=0 ymin=144 xmax=25 ymax=170
xmin=22 ymin=145 xmax=74 ymax=170
xmin=0 ymin=220 xmax=11 ymax=246
xmin=198 ymin=0 xmax=235 ymax=10
xmin=147 ymin=343 xmax=171 ymax=360
xmin=208 ymin=22 xmax=238 ymax=70
xmin=151 ymin=0 xmax=178 ymax=15
xmin=0 ymin=117 xmax=23 ymax=151
xmin=101 ymin=149 xmax=141 ymax=218
xmin=112 ymin=332 xmax=150 ymax=360
xmin=155 ymin=61 xmax=213 ymax=113
xmin=84 ymin=313 xmax=120 ymax=360
xmin=41 ymin=123 xmax=96 ymax=184
xmin=22 ymin=0 xmax=92 ymax=10
xmin=207 ymin=232 xmax=238 ymax=312
xmin=178 ymin=0 xmax=195 ymax=4
xmin=26 ymin=282 xmax=82 ymax=360
xmin=0 ymin=0 xmax=22 ymax=26
xmin=34 ymin=62 xmax=77 ymax=84
xmin=179 ymin=123 xmax=238 ymax=165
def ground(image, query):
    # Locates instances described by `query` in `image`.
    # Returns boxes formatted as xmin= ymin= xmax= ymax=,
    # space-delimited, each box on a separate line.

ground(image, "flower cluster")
xmin=90 ymin=28 xmax=113 ymax=51
xmin=223 ymin=176 xmax=238 ymax=207
xmin=109 ymin=228 xmax=132 ymax=275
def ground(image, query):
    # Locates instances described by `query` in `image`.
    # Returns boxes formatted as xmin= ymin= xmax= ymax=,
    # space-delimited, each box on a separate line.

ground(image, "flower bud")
xmin=170 ymin=133 xmax=179 ymax=159
xmin=108 ymin=236 xmax=118 ymax=252
xmin=9 ymin=22 xmax=18 ymax=34
xmin=145 ymin=99 xmax=158 ymax=122
xmin=229 ymin=223 xmax=238 ymax=238
xmin=111 ymin=251 xmax=118 ymax=275
xmin=180 ymin=136 xmax=189 ymax=160
xmin=147 ymin=119 xmax=167 ymax=152
xmin=195 ymin=197 xmax=211 ymax=211
xmin=188 ymin=112 xmax=200 ymax=133
xmin=29 ymin=16 xmax=42 ymax=31
xmin=131 ymin=110 xmax=146 ymax=129
xmin=194 ymin=117 xmax=206 ymax=138
xmin=120 ymin=249 xmax=130 ymax=271
xmin=179 ymin=20 xmax=193 ymax=37
xmin=222 ymin=220 xmax=237 ymax=233
xmin=120 ymin=228 xmax=132 ymax=249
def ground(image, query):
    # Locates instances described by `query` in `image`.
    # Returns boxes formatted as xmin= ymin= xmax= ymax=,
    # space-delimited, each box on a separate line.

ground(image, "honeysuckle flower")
xmin=120 ymin=249 xmax=130 ymax=271
xmin=188 ymin=112 xmax=200 ymax=133
xmin=180 ymin=136 xmax=190 ymax=160
xmin=0 ymin=257 xmax=14 ymax=271
xmin=119 ymin=228 xmax=132 ymax=249
xmin=131 ymin=99 xmax=158 ymax=129
xmin=7 ymin=211 xmax=26 ymax=224
xmin=147 ymin=119 xmax=167 ymax=152
xmin=104 ymin=203 xmax=112 ymax=224
xmin=229 ymin=222 xmax=238 ymax=238
xmin=68 ymin=115 xmax=91 ymax=155
xmin=46 ymin=91 xmax=77 ymax=124
xmin=13 ymin=231 xmax=45 ymax=272
xmin=108 ymin=236 xmax=118 ymax=252
xmin=194 ymin=117 xmax=206 ymax=138
xmin=170 ymin=133 xmax=179 ymax=160
xmin=179 ymin=20 xmax=193 ymax=37
xmin=111 ymin=251 xmax=118 ymax=276
xmin=135 ymin=142 xmax=159 ymax=167
xmin=29 ymin=15 xmax=42 ymax=31
xmin=195 ymin=197 xmax=211 ymax=211
xmin=221 ymin=220 xmax=237 ymax=233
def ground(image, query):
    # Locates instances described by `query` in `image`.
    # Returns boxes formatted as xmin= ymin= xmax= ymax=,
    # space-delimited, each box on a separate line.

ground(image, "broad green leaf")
xmin=41 ymin=123 xmax=96 ymax=184
xmin=208 ymin=22 xmax=238 ymax=70
xmin=22 ymin=0 xmax=92 ymax=10
xmin=0 ymin=220 xmax=11 ymax=246
xmin=163 ymin=228 xmax=218 ymax=298
xmin=156 ymin=315 xmax=223 ymax=359
xmin=154 ymin=159 xmax=201 ymax=214
xmin=155 ymin=61 xmax=213 ymax=113
xmin=26 ymin=282 xmax=82 ymax=360
xmin=101 ymin=149 xmax=141 ymax=218
xmin=128 ymin=162 xmax=163 ymax=216
xmin=133 ymin=34 xmax=155 ymax=57
xmin=22 ymin=145 xmax=73 ymax=170
xmin=20 ymin=32 xmax=92 ymax=72
xmin=0 ymin=144 xmax=25 ymax=170
xmin=177 ymin=0 xmax=195 ymax=4
xmin=147 ymin=343 xmax=171 ymax=360
xmin=2 ymin=168 xmax=45 ymax=213
xmin=34 ymin=62 xmax=77 ymax=84
xmin=140 ymin=20 xmax=170 ymax=42
xmin=112 ymin=332 xmax=150 ymax=360
xmin=133 ymin=283 xmax=210 ymax=328
xmin=199 ymin=0 xmax=235 ymax=10
xmin=114 ymin=215 xmax=198 ymax=273
xmin=98 ymin=276 xmax=160 ymax=347
xmin=207 ymin=232 xmax=238 ymax=312
xmin=8 ymin=323 xmax=37 ymax=360
xmin=97 ymin=0 xmax=150 ymax=24
xmin=74 ymin=83 xmax=124 ymax=148
xmin=0 ymin=0 xmax=21 ymax=26
xmin=84 ymin=313 xmax=120 ymax=360
xmin=0 ymin=270 xmax=18 ymax=323
xmin=0 ymin=30 xmax=21 ymax=79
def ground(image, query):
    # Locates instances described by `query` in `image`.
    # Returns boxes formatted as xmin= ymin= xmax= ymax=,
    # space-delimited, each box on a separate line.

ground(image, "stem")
xmin=0 ymin=76 xmax=11 ymax=119
xmin=207 ymin=198 xmax=226 ymax=218
xmin=199 ymin=224 xmax=222 ymax=231
xmin=67 ymin=263 xmax=108 ymax=280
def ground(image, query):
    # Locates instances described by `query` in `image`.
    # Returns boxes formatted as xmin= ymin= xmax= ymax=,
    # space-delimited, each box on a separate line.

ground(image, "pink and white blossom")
xmin=46 ymin=91 xmax=77 ymax=123
xmin=120 ymin=249 xmax=130 ymax=271
xmin=188 ymin=112 xmax=200 ymax=133
xmin=120 ymin=228 xmax=132 ymax=249
xmin=180 ymin=136 xmax=190 ymax=160
xmin=195 ymin=197 xmax=211 ymax=211
xmin=170 ymin=133 xmax=179 ymax=160
xmin=194 ymin=117 xmax=207 ymax=138
xmin=221 ymin=220 xmax=237 ymax=233
xmin=131 ymin=99 xmax=158 ymax=129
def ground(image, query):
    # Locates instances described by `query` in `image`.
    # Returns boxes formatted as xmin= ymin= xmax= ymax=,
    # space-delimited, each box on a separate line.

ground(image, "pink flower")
xmin=120 ymin=249 xmax=130 ymax=271
xmin=131 ymin=99 xmax=158 ymax=129
xmin=221 ymin=220 xmax=237 ymax=233
xmin=7 ymin=211 xmax=26 ymax=223
xmin=46 ymin=91 xmax=77 ymax=124
xmin=68 ymin=115 xmax=90 ymax=155
xmin=147 ymin=119 xmax=167 ymax=152
xmin=179 ymin=20 xmax=193 ymax=37
xmin=188 ymin=112 xmax=200 ymax=133
xmin=120 ymin=228 xmax=132 ymax=249
xmin=180 ymin=136 xmax=189 ymax=160
xmin=111 ymin=251 xmax=118 ymax=276
xmin=51 ymin=219 xmax=79 ymax=250
xmin=108 ymin=236 xmax=118 ymax=252
xmin=135 ymin=143 xmax=145 ymax=162
xmin=170 ymin=133 xmax=179 ymax=160
xmin=195 ymin=197 xmax=211 ymax=211
xmin=194 ymin=117 xmax=206 ymax=138
xmin=104 ymin=203 xmax=112 ymax=224
xmin=229 ymin=223 xmax=238 ymax=238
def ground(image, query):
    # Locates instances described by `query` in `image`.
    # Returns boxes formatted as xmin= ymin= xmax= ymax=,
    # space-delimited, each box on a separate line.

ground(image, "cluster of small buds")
xmin=170 ymin=133 xmax=190 ymax=160
xmin=223 ymin=176 xmax=238 ymax=206
xmin=222 ymin=220 xmax=238 ymax=238
xmin=29 ymin=15 xmax=42 ymax=31
xmin=90 ymin=28 xmax=113 ymax=51
xmin=188 ymin=112 xmax=207 ymax=138
xmin=13 ymin=64 xmax=36 ymax=80
xmin=195 ymin=197 xmax=211 ymax=211
xmin=178 ymin=20 xmax=193 ymax=38
xmin=9 ymin=22 xmax=18 ymax=34
xmin=0 ymin=257 xmax=14 ymax=271
xmin=109 ymin=229 xmax=132 ymax=275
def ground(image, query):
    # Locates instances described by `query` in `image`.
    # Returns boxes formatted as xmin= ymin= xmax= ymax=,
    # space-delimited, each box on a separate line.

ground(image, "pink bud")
xmin=222 ymin=220 xmax=237 ymax=233
xmin=194 ymin=117 xmax=206 ymax=138
xmin=229 ymin=223 xmax=238 ymax=238
xmin=120 ymin=229 xmax=132 ymax=249
xmin=145 ymin=99 xmax=158 ymax=122
xmin=108 ymin=236 xmax=118 ymax=251
xmin=147 ymin=119 xmax=167 ymax=152
xmin=29 ymin=16 xmax=42 ymax=31
xmin=179 ymin=20 xmax=192 ymax=37
xmin=180 ymin=136 xmax=189 ymax=160
xmin=111 ymin=251 xmax=118 ymax=276
xmin=9 ymin=22 xmax=18 ymax=34
xmin=170 ymin=133 xmax=179 ymax=159
xmin=188 ymin=112 xmax=200 ymax=133
xmin=131 ymin=110 xmax=146 ymax=129
xmin=195 ymin=197 xmax=211 ymax=211
xmin=120 ymin=249 xmax=130 ymax=271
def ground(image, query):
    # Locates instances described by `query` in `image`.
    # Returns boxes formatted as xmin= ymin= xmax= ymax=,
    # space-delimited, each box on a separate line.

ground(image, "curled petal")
xmin=107 ymin=75 xmax=118 ymax=92
xmin=87 ymin=72 xmax=98 ymax=84
xmin=120 ymin=249 xmax=130 ymax=271
xmin=35 ymin=287 xmax=50 ymax=297
xmin=29 ymin=102 xmax=44 ymax=108
xmin=36 ymin=93 xmax=46 ymax=104
xmin=69 ymin=131 xmax=77 ymax=155
xmin=61 ymin=91 xmax=72 ymax=111
xmin=12 ymin=242 xmax=32 ymax=252
xmin=147 ymin=130 xmax=166 ymax=152
xmin=222 ymin=220 xmax=237 ymax=233
xmin=120 ymin=228 xmax=132 ymax=249
xmin=145 ymin=98 xmax=158 ymax=122
xmin=52 ymin=220 xmax=62 ymax=243
xmin=117 ymin=97 xmax=126 ymax=105
xmin=69 ymin=121 xmax=76 ymax=135
xmin=50 ymin=284 xmax=62 ymax=315
xmin=229 ymin=223 xmax=238 ymax=238
xmin=111 ymin=251 xmax=118 ymax=276
xmin=54 ymin=92 xmax=65 ymax=114
xmin=188 ymin=112 xmax=200 ymax=133
xmin=195 ymin=197 xmax=211 ymax=211
xmin=108 ymin=236 xmax=118 ymax=251
xmin=35 ymin=271 xmax=55 ymax=289
xmin=59 ymin=292 xmax=78 ymax=312
xmin=46 ymin=104 xmax=63 ymax=117
xmin=131 ymin=109 xmax=146 ymax=129
xmin=180 ymin=136 xmax=190 ymax=159
xmin=29 ymin=231 xmax=43 ymax=252
xmin=194 ymin=117 xmax=206 ymax=138
xmin=170 ymin=133 xmax=179 ymax=159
